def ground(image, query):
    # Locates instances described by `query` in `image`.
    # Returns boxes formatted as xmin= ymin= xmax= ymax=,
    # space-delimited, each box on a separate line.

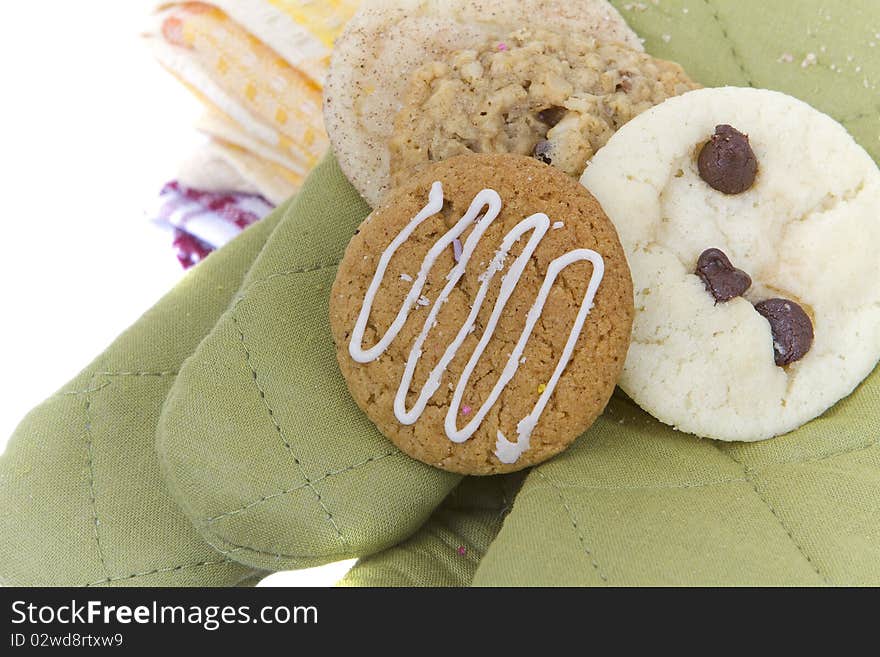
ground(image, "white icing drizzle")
xmin=349 ymin=182 xmax=605 ymax=464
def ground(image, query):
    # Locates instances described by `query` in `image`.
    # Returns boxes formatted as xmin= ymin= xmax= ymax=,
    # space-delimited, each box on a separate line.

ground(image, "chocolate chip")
xmin=537 ymin=106 xmax=567 ymax=128
xmin=695 ymin=248 xmax=752 ymax=302
xmin=533 ymin=139 xmax=553 ymax=165
xmin=698 ymin=125 xmax=758 ymax=195
xmin=754 ymin=298 xmax=814 ymax=367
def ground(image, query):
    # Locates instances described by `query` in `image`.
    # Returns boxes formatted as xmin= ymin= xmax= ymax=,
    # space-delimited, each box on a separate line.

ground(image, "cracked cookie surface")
xmin=581 ymin=86 xmax=880 ymax=441
xmin=330 ymin=154 xmax=633 ymax=474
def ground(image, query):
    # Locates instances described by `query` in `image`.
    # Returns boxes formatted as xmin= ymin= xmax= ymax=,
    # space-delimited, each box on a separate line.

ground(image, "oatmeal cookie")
xmin=324 ymin=0 xmax=642 ymax=207
xmin=390 ymin=28 xmax=698 ymax=186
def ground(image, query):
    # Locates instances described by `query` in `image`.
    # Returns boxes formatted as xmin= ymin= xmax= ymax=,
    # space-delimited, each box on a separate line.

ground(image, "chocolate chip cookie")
xmin=582 ymin=86 xmax=880 ymax=441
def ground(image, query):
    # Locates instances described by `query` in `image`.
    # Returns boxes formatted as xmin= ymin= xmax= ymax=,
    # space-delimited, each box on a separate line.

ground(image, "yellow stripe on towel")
xmin=150 ymin=0 xmax=359 ymax=199
xmin=163 ymin=2 xmax=327 ymax=171
xmin=266 ymin=0 xmax=361 ymax=48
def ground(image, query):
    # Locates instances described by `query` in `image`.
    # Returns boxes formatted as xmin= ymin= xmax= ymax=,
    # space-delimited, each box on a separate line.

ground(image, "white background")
xmin=0 ymin=0 xmax=352 ymax=586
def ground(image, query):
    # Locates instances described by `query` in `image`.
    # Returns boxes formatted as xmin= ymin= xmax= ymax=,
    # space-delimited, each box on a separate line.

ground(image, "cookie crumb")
xmin=452 ymin=238 xmax=463 ymax=262
xmin=661 ymin=34 xmax=671 ymax=43
xmin=801 ymin=52 xmax=818 ymax=68
xmin=778 ymin=53 xmax=794 ymax=63
xmin=552 ymin=221 xmax=565 ymax=230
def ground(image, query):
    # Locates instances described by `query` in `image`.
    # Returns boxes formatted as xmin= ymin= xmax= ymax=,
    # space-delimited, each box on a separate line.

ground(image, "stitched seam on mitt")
xmin=233 ymin=260 xmax=342 ymax=308
xmin=210 ymin=538 xmax=355 ymax=562
xmin=201 ymin=451 xmax=399 ymax=524
xmin=84 ymin=554 xmax=241 ymax=587
xmin=231 ymin=311 xmax=346 ymax=545
xmin=718 ymin=447 xmax=830 ymax=585
xmin=96 ymin=371 xmax=179 ymax=378
xmin=759 ymin=438 xmax=880 ymax=468
xmin=541 ymin=477 xmax=748 ymax=491
xmin=83 ymin=380 xmax=109 ymax=579
xmin=59 ymin=372 xmax=179 ymax=397
xmin=701 ymin=0 xmax=754 ymax=85
xmin=534 ymin=470 xmax=608 ymax=583
xmin=77 ymin=375 xmax=246 ymax=588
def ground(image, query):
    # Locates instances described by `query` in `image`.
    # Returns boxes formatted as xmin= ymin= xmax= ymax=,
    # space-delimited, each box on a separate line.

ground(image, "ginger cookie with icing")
xmin=330 ymin=154 xmax=633 ymax=475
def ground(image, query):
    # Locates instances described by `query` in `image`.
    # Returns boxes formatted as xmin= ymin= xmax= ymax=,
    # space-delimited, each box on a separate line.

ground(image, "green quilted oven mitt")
xmin=471 ymin=388 xmax=880 ymax=586
xmin=156 ymin=156 xmax=459 ymax=573
xmin=0 ymin=206 xmax=287 ymax=586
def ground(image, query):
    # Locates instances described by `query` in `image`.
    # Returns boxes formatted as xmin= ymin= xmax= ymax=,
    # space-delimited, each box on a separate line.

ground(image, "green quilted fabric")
xmin=612 ymin=0 xmax=879 ymax=166
xmin=156 ymin=156 xmax=458 ymax=572
xmin=339 ymin=475 xmax=524 ymax=587
xmin=472 ymin=388 xmax=880 ymax=586
xmin=0 ymin=207 xmax=284 ymax=586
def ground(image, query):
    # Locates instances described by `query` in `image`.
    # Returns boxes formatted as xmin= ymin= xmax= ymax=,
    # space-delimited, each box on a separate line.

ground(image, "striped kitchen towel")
xmin=153 ymin=180 xmax=275 ymax=268
xmin=146 ymin=1 xmax=360 ymax=203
